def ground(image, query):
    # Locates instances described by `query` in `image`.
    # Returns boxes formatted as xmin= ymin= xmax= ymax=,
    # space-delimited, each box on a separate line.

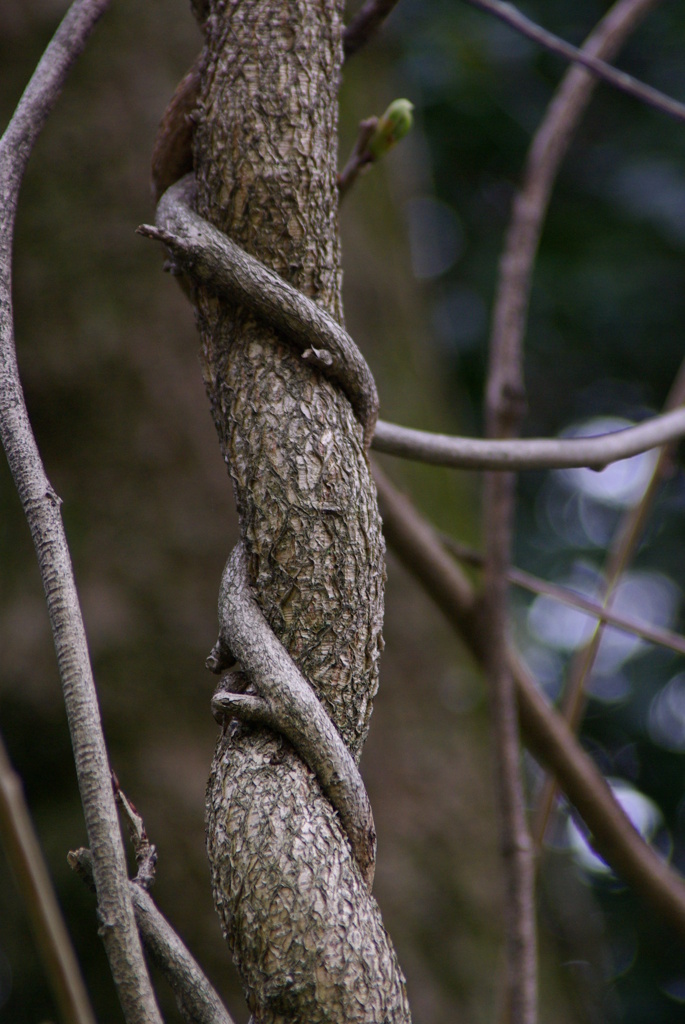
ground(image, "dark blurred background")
xmin=2 ymin=1 xmax=685 ymax=1021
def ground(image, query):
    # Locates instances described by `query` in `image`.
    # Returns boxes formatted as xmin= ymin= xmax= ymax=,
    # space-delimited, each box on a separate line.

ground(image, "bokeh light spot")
xmin=649 ymin=673 xmax=685 ymax=752
xmin=405 ymin=196 xmax=464 ymax=279
xmin=557 ymin=417 xmax=658 ymax=508
xmin=566 ymin=779 xmax=663 ymax=875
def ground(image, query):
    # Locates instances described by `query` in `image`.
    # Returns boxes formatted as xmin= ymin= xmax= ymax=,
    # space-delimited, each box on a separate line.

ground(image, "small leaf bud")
xmin=367 ymin=99 xmax=414 ymax=161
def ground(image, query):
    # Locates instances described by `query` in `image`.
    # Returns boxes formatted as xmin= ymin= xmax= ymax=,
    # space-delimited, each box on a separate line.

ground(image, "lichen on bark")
xmin=193 ymin=1 xmax=410 ymax=1020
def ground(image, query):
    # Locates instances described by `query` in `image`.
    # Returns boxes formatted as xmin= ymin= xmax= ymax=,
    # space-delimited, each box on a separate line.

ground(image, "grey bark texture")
xmin=0 ymin=3 xmax=162 ymax=1021
xmin=192 ymin=1 xmax=411 ymax=1021
xmin=143 ymin=175 xmax=379 ymax=448
xmin=209 ymin=541 xmax=377 ymax=890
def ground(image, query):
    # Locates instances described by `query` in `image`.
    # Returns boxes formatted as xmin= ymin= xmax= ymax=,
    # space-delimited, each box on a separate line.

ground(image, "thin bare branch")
xmin=441 ymin=535 xmax=685 ymax=658
xmin=482 ymin=489 xmax=537 ymax=1024
xmin=113 ymin=776 xmax=158 ymax=892
xmin=70 ymin=849 xmax=235 ymax=1024
xmin=0 ymin=3 xmax=162 ymax=1020
xmin=0 ymin=734 xmax=96 ymax=1024
xmin=464 ymin=0 xmax=685 ymax=127
xmin=487 ymin=0 xmax=659 ymax=431
xmin=512 ymin=643 xmax=685 ymax=937
xmin=0 ymin=0 xmax=109 ymax=202
xmin=141 ymin=182 xmax=685 ymax=477
xmin=129 ymin=886 xmax=234 ymax=1024
xmin=151 ymin=61 xmax=201 ymax=203
xmin=373 ymin=462 xmax=685 ymax=940
xmin=372 ymin=406 xmax=685 ymax=470
xmin=139 ymin=175 xmax=379 ymax=448
xmin=533 ymin=358 xmax=685 ymax=846
xmin=338 ymin=116 xmax=378 ymax=199
xmin=343 ymin=0 xmax=401 ymax=59
xmin=209 ymin=542 xmax=377 ymax=889
xmin=482 ymin=6 xmax=659 ymax=1018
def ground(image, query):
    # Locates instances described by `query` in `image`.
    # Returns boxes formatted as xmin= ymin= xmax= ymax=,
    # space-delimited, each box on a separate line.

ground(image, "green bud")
xmin=367 ymin=99 xmax=414 ymax=161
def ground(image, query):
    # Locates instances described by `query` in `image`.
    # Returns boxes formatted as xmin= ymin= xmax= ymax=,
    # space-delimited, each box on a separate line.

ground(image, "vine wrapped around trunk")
xmin=189 ymin=1 xmax=411 ymax=1020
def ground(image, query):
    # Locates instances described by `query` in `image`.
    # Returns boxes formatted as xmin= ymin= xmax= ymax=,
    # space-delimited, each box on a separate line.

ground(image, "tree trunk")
xmin=193 ymin=1 xmax=411 ymax=1020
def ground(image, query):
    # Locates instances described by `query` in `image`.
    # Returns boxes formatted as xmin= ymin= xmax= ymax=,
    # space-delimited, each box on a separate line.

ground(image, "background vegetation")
xmin=2 ymin=1 xmax=685 ymax=1020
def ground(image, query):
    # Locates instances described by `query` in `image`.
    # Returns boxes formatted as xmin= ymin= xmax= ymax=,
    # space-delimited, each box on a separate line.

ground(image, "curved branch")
xmin=479 ymin=11 xmax=662 ymax=965
xmin=481 ymin=8 xmax=660 ymax=1015
xmin=343 ymin=0 xmax=401 ymax=59
xmin=372 ymin=407 xmax=685 ymax=469
xmin=441 ymin=535 xmax=685 ymax=657
xmin=0 ymin=4 xmax=161 ymax=1022
xmin=142 ymin=181 xmax=685 ymax=475
xmin=488 ymin=0 xmax=659 ymax=418
xmin=373 ymin=463 xmax=685 ymax=940
xmin=0 ymin=0 xmax=109 ymax=199
xmin=208 ymin=543 xmax=377 ymax=889
xmin=138 ymin=176 xmax=379 ymax=449
xmin=465 ymin=0 xmax=685 ymax=126
xmin=0 ymin=734 xmax=96 ymax=1024
xmin=532 ymin=359 xmax=685 ymax=845
xmin=70 ymin=848 xmax=235 ymax=1024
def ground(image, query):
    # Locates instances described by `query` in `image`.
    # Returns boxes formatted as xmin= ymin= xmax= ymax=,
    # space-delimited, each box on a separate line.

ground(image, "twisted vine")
xmin=207 ymin=542 xmax=377 ymax=889
xmin=141 ymin=176 xmax=378 ymax=450
xmin=141 ymin=176 xmax=380 ymax=890
xmin=142 ymin=123 xmax=410 ymax=1017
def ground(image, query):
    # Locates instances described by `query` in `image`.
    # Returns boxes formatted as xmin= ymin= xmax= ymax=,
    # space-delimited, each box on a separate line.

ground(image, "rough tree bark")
xmin=189 ymin=1 xmax=411 ymax=1020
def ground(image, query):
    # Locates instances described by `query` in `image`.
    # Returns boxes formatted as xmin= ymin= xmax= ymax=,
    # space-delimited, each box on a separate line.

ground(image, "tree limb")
xmin=373 ymin=408 xmax=685 ymax=469
xmin=0 ymin=734 xmax=96 ymax=1024
xmin=0 ymin=3 xmax=162 ymax=1021
xmin=343 ymin=0 xmax=401 ymax=59
xmin=187 ymin=3 xmax=410 ymax=1019
xmin=441 ymin=535 xmax=685 ymax=658
xmin=69 ymin=848 xmax=235 ymax=1024
xmin=464 ymin=0 xmax=685 ymax=126
xmin=482 ymin=5 xmax=660 ymax=1018
xmin=533 ymin=356 xmax=685 ymax=845
xmin=373 ymin=462 xmax=685 ymax=940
